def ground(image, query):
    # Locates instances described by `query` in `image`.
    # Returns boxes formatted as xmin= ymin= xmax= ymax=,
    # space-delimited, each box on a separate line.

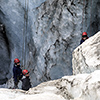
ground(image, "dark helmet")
xmin=14 ymin=58 xmax=20 ymax=63
xmin=22 ymin=69 xmax=29 ymax=75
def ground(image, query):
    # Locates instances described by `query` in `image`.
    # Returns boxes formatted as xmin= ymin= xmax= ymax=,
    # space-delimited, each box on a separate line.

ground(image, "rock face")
xmin=72 ymin=31 xmax=100 ymax=75
xmin=0 ymin=0 xmax=100 ymax=85
xmin=0 ymin=70 xmax=100 ymax=100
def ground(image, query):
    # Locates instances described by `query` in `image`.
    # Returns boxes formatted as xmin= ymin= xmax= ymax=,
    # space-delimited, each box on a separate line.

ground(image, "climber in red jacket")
xmin=80 ymin=32 xmax=88 ymax=44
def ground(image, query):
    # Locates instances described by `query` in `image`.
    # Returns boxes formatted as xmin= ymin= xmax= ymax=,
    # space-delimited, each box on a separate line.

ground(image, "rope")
xmin=82 ymin=0 xmax=86 ymax=32
xmin=89 ymin=0 xmax=93 ymax=35
xmin=22 ymin=0 xmax=29 ymax=69
xmin=25 ymin=0 xmax=29 ymax=67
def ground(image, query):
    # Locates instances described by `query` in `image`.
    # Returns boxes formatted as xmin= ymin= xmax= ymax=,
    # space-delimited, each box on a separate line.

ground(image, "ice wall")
xmin=0 ymin=0 xmax=99 ymax=86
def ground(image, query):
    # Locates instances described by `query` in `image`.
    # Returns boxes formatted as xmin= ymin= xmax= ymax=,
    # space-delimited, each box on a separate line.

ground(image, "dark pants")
xmin=13 ymin=75 xmax=23 ymax=89
xmin=14 ymin=81 xmax=19 ymax=89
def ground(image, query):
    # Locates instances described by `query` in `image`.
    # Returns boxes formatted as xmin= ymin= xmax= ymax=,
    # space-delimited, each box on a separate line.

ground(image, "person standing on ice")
xmin=13 ymin=58 xmax=23 ymax=89
xmin=80 ymin=32 xmax=88 ymax=44
xmin=21 ymin=69 xmax=32 ymax=91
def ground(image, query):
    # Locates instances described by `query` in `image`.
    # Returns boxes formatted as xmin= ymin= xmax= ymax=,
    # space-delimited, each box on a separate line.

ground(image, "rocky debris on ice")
xmin=0 ymin=70 xmax=100 ymax=100
xmin=72 ymin=31 xmax=100 ymax=75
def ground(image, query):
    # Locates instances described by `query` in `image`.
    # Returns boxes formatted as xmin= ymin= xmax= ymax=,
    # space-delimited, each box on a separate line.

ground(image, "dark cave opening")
xmin=87 ymin=1 xmax=100 ymax=37
xmin=0 ymin=23 xmax=11 ymax=84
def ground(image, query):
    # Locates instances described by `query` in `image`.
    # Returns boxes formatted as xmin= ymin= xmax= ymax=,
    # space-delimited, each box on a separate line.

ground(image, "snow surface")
xmin=0 ymin=70 xmax=100 ymax=100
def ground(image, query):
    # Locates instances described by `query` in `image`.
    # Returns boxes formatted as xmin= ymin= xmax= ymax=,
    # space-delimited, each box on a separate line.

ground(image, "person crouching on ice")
xmin=22 ymin=69 xmax=32 ymax=91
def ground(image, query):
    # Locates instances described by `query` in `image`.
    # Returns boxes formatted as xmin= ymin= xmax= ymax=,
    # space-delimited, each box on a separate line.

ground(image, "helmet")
xmin=22 ymin=69 xmax=29 ymax=75
xmin=14 ymin=58 xmax=20 ymax=63
xmin=82 ymin=32 xmax=87 ymax=36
